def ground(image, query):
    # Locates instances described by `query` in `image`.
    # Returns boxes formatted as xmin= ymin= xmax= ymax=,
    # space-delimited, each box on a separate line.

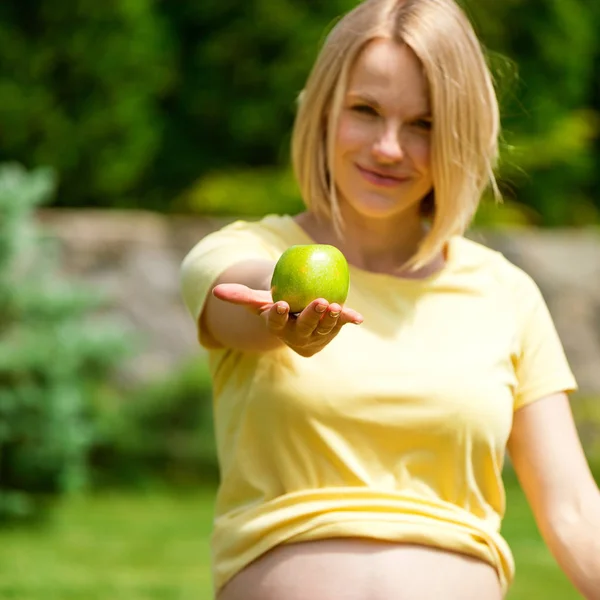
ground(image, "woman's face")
xmin=332 ymin=38 xmax=434 ymax=222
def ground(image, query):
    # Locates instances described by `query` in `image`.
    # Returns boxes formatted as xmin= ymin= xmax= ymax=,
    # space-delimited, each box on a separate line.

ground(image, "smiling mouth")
xmin=356 ymin=165 xmax=408 ymax=186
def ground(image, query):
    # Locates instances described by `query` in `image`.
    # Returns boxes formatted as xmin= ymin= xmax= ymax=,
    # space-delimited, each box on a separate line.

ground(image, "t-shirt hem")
xmin=211 ymin=515 xmax=514 ymax=594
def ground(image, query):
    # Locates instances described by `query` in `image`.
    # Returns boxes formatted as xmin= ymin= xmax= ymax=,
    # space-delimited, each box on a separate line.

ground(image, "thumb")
xmin=212 ymin=283 xmax=274 ymax=315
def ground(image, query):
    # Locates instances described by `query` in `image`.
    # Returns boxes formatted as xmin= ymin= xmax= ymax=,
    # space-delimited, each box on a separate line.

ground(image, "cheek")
xmin=335 ymin=115 xmax=373 ymax=152
xmin=406 ymin=134 xmax=431 ymax=169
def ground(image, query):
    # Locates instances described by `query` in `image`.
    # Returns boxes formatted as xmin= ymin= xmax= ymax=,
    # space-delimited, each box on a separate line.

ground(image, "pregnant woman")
xmin=181 ymin=0 xmax=600 ymax=598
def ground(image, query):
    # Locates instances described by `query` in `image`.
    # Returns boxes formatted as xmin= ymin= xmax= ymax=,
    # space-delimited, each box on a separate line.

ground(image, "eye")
xmin=350 ymin=104 xmax=379 ymax=117
xmin=412 ymin=118 xmax=433 ymax=131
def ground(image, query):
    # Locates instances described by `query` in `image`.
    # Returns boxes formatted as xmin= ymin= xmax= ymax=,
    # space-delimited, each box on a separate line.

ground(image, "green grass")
xmin=0 ymin=489 xmax=215 ymax=600
xmin=503 ymin=475 xmax=581 ymax=599
xmin=0 ymin=480 xmax=582 ymax=600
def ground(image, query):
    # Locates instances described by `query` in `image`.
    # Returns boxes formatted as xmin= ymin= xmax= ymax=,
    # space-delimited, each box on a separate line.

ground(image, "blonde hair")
xmin=291 ymin=0 xmax=501 ymax=271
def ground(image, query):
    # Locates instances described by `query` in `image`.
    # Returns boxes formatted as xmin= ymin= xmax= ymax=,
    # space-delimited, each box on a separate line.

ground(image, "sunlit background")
xmin=0 ymin=1 xmax=599 ymax=598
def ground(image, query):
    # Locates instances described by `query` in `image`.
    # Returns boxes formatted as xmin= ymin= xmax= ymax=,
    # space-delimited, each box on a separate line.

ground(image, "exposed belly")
xmin=217 ymin=538 xmax=504 ymax=600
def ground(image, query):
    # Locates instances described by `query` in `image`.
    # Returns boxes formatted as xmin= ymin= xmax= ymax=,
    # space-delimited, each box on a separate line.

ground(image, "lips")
xmin=356 ymin=164 xmax=408 ymax=186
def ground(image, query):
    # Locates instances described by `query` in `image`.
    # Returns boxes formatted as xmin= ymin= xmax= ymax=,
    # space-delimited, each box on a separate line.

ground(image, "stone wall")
xmin=36 ymin=209 xmax=600 ymax=395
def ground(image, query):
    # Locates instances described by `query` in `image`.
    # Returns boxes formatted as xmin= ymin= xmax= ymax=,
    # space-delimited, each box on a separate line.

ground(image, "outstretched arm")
xmin=202 ymin=259 xmax=363 ymax=356
xmin=507 ymin=392 xmax=600 ymax=599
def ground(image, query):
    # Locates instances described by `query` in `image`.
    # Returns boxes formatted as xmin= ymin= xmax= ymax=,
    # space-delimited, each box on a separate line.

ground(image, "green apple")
xmin=270 ymin=244 xmax=350 ymax=313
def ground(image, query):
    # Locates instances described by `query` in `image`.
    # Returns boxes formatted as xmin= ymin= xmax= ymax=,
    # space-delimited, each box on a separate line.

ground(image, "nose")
xmin=372 ymin=124 xmax=404 ymax=163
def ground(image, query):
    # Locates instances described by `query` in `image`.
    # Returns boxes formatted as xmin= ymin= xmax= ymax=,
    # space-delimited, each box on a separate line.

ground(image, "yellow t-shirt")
xmin=180 ymin=214 xmax=578 ymax=595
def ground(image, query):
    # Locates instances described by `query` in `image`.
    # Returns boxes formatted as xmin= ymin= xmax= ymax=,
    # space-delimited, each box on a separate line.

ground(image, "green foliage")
xmin=179 ymin=167 xmax=305 ymax=217
xmin=571 ymin=396 xmax=600 ymax=472
xmin=144 ymin=0 xmax=354 ymax=205
xmin=0 ymin=0 xmax=175 ymax=208
xmin=472 ymin=196 xmax=539 ymax=229
xmin=90 ymin=358 xmax=217 ymax=489
xmin=0 ymin=0 xmax=598 ymax=224
xmin=0 ymin=163 xmax=130 ymax=524
xmin=175 ymin=0 xmax=600 ymax=225
xmin=463 ymin=0 xmax=600 ymax=226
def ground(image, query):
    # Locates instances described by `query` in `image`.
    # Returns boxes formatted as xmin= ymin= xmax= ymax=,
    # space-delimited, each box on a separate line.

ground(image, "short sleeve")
xmin=512 ymin=271 xmax=578 ymax=410
xmin=179 ymin=220 xmax=273 ymax=348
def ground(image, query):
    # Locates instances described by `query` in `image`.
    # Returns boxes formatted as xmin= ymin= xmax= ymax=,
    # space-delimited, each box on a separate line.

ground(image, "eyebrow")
xmin=346 ymin=92 xmax=432 ymax=119
xmin=347 ymin=92 xmax=383 ymax=108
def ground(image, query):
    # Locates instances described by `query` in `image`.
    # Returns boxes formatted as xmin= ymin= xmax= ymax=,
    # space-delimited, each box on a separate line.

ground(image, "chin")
xmin=342 ymin=192 xmax=420 ymax=220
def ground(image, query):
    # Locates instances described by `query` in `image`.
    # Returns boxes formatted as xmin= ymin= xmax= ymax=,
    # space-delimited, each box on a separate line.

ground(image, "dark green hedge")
xmin=0 ymin=0 xmax=598 ymax=224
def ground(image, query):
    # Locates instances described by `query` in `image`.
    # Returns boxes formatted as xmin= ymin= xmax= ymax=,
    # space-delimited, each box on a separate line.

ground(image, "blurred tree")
xmin=463 ymin=0 xmax=599 ymax=226
xmin=90 ymin=359 xmax=218 ymax=488
xmin=0 ymin=0 xmax=597 ymax=224
xmin=147 ymin=0 xmax=355 ymax=207
xmin=0 ymin=0 xmax=175 ymax=208
xmin=174 ymin=0 xmax=600 ymax=224
xmin=587 ymin=1 xmax=600 ymax=210
xmin=0 ymin=163 xmax=129 ymax=524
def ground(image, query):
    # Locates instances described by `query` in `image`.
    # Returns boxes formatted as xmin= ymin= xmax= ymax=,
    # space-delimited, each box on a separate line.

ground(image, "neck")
xmin=296 ymin=208 xmax=434 ymax=276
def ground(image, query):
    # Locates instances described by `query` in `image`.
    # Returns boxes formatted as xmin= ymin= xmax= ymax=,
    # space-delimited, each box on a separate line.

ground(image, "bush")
xmin=2 ymin=0 xmax=598 ymax=223
xmin=0 ymin=1 xmax=175 ymax=209
xmin=0 ymin=163 xmax=130 ymax=524
xmin=90 ymin=358 xmax=217 ymax=489
xmin=177 ymin=167 xmax=305 ymax=218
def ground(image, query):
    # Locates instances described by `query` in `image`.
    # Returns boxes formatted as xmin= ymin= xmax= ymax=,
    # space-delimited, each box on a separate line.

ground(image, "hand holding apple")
xmin=212 ymin=244 xmax=363 ymax=357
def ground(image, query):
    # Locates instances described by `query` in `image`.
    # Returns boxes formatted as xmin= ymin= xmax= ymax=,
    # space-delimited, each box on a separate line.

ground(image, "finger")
xmin=338 ymin=307 xmax=364 ymax=325
xmin=294 ymin=299 xmax=328 ymax=338
xmin=314 ymin=303 xmax=342 ymax=337
xmin=212 ymin=283 xmax=273 ymax=314
xmin=265 ymin=302 xmax=290 ymax=334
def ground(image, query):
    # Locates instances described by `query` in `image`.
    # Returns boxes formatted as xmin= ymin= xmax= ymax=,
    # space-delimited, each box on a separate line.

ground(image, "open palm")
xmin=212 ymin=283 xmax=363 ymax=357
